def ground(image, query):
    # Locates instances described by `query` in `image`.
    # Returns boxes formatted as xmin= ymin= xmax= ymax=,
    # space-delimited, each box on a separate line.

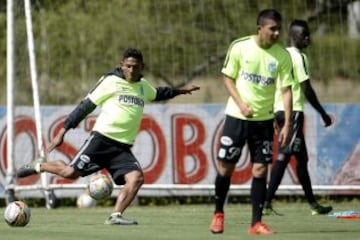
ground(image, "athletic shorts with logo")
xmin=275 ymin=111 xmax=306 ymax=154
xmin=218 ymin=115 xmax=274 ymax=164
xmin=69 ymin=131 xmax=142 ymax=185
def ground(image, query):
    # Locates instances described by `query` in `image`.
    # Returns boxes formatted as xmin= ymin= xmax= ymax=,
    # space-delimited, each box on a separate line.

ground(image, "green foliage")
xmin=309 ymin=35 xmax=360 ymax=82
xmin=0 ymin=0 xmax=358 ymax=104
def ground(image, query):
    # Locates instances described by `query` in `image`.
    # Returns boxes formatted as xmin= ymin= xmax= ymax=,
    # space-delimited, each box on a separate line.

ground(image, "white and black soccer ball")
xmin=87 ymin=174 xmax=113 ymax=200
xmin=76 ymin=192 xmax=97 ymax=208
xmin=4 ymin=201 xmax=31 ymax=227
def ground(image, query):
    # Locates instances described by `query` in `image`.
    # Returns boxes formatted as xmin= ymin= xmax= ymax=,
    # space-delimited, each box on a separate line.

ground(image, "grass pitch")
xmin=1 ymin=201 xmax=359 ymax=240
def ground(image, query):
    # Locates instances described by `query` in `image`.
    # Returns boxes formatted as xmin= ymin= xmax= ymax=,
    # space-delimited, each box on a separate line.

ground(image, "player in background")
xmin=17 ymin=48 xmax=200 ymax=225
xmin=263 ymin=20 xmax=334 ymax=216
xmin=209 ymin=9 xmax=293 ymax=235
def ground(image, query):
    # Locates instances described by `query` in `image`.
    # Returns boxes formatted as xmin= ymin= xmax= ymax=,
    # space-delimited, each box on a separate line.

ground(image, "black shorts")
xmin=275 ymin=111 xmax=306 ymax=154
xmin=217 ymin=115 xmax=274 ymax=164
xmin=69 ymin=131 xmax=142 ymax=185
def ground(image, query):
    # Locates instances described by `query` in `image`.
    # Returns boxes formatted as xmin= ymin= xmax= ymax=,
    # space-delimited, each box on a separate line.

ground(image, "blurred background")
xmin=1 ymin=0 xmax=359 ymax=105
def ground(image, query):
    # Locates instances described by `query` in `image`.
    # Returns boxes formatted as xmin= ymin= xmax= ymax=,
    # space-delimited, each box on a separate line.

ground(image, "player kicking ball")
xmin=17 ymin=48 xmax=200 ymax=225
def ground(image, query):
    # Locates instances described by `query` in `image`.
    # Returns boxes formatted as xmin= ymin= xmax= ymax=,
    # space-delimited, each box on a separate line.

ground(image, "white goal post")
xmin=5 ymin=0 xmax=16 ymax=204
xmin=6 ymin=0 xmax=56 ymax=208
xmin=24 ymin=0 xmax=58 ymax=209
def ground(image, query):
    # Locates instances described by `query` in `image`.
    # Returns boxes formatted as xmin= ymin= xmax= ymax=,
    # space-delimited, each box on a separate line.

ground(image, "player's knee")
xmin=252 ymin=163 xmax=267 ymax=178
xmin=217 ymin=160 xmax=236 ymax=177
xmin=133 ymin=174 xmax=144 ymax=187
xmin=125 ymin=171 xmax=144 ymax=189
xmin=61 ymin=166 xmax=80 ymax=179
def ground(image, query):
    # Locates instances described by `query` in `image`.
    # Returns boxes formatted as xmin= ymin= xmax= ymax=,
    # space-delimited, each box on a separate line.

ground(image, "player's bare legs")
xmin=105 ymin=170 xmax=144 ymax=225
xmin=17 ymin=158 xmax=80 ymax=179
xmin=252 ymin=163 xmax=268 ymax=178
xmin=40 ymin=160 xmax=80 ymax=179
xmin=217 ymin=160 xmax=236 ymax=176
xmin=114 ymin=170 xmax=144 ymax=213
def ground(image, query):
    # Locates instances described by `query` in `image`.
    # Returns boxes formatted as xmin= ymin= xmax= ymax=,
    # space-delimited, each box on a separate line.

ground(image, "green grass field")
xmin=1 ymin=201 xmax=359 ymax=240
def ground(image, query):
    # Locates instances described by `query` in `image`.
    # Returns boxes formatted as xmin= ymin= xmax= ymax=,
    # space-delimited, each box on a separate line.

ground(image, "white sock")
xmin=34 ymin=163 xmax=41 ymax=173
xmin=111 ymin=212 xmax=122 ymax=217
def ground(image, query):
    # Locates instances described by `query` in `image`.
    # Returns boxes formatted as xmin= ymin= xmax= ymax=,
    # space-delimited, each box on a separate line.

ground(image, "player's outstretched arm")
xmin=178 ymin=85 xmax=200 ymax=95
xmin=154 ymin=85 xmax=200 ymax=101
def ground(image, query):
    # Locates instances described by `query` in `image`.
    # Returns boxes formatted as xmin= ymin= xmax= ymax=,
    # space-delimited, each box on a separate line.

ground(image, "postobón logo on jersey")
xmin=240 ymin=70 xmax=274 ymax=86
xmin=77 ymin=154 xmax=90 ymax=170
xmin=119 ymin=95 xmax=144 ymax=107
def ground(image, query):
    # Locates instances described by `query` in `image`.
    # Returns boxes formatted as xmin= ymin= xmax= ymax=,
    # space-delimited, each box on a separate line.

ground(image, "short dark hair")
xmin=122 ymin=48 xmax=143 ymax=62
xmin=289 ymin=19 xmax=309 ymax=30
xmin=257 ymin=9 xmax=282 ymax=26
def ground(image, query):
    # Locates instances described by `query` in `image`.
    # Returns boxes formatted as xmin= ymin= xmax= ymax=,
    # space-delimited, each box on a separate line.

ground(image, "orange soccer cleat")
xmin=248 ymin=221 xmax=274 ymax=235
xmin=209 ymin=212 xmax=224 ymax=234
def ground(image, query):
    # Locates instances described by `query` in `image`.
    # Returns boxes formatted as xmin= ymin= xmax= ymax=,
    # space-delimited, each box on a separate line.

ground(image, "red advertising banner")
xmin=0 ymin=104 xmax=358 ymax=197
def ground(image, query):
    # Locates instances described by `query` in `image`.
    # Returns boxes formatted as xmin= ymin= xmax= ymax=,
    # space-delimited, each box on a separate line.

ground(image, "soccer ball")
xmin=87 ymin=174 xmax=113 ymax=200
xmin=76 ymin=192 xmax=97 ymax=208
xmin=4 ymin=201 xmax=31 ymax=227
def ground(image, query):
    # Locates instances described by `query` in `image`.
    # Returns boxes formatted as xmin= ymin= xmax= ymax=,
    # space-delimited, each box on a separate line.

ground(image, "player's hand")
xmin=240 ymin=102 xmax=253 ymax=118
xmin=47 ymin=128 xmax=67 ymax=153
xmin=179 ymin=85 xmax=200 ymax=94
xmin=278 ymin=124 xmax=292 ymax=148
xmin=322 ymin=113 xmax=335 ymax=127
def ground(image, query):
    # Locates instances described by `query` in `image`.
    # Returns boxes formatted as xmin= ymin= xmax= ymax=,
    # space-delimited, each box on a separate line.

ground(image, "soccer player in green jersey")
xmin=209 ymin=9 xmax=293 ymax=235
xmin=263 ymin=20 xmax=334 ymax=216
xmin=17 ymin=48 xmax=200 ymax=225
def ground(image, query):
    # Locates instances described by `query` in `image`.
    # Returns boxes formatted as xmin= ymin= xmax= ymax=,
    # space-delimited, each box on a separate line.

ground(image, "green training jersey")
xmin=274 ymin=47 xmax=309 ymax=112
xmin=222 ymin=36 xmax=294 ymax=120
xmin=88 ymin=74 xmax=157 ymax=144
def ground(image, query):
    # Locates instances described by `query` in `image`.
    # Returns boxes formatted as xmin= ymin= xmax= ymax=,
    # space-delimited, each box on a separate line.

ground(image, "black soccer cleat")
xmin=311 ymin=203 xmax=333 ymax=215
xmin=17 ymin=159 xmax=42 ymax=178
xmin=104 ymin=213 xmax=138 ymax=225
